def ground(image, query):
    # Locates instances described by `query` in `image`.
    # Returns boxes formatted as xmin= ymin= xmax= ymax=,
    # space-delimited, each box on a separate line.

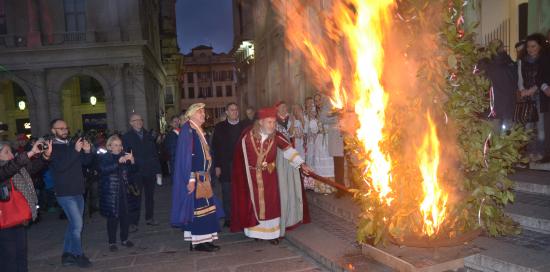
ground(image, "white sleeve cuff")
xmin=283 ymin=147 xmax=305 ymax=168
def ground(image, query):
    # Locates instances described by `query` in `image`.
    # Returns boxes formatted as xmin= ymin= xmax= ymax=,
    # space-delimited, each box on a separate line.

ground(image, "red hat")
xmin=257 ymin=107 xmax=277 ymax=119
xmin=16 ymin=134 xmax=28 ymax=141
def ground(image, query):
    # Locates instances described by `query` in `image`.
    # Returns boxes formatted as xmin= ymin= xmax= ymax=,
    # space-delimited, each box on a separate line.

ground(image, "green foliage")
xmin=349 ymin=0 xmax=529 ymax=245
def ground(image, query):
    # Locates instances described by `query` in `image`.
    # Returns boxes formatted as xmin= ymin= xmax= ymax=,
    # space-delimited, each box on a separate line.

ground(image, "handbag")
xmin=127 ymin=183 xmax=141 ymax=196
xmin=514 ymin=98 xmax=539 ymax=124
xmin=195 ymin=173 xmax=213 ymax=199
xmin=0 ymin=179 xmax=32 ymax=229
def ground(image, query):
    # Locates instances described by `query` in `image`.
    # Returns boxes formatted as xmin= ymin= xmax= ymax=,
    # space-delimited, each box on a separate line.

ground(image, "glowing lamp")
xmin=18 ymin=100 xmax=26 ymax=111
xmin=90 ymin=96 xmax=97 ymax=106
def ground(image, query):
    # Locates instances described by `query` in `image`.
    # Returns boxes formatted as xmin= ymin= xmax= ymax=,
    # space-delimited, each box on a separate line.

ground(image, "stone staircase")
xmin=293 ymin=168 xmax=550 ymax=271
xmin=464 ymin=169 xmax=550 ymax=272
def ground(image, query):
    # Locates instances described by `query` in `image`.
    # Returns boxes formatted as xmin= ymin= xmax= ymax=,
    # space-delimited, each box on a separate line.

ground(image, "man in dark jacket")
xmin=481 ymin=39 xmax=518 ymax=133
xmin=164 ymin=115 xmax=181 ymax=175
xmin=122 ymin=113 xmax=162 ymax=231
xmin=212 ymin=103 xmax=246 ymax=227
xmin=49 ymin=119 xmax=94 ymax=268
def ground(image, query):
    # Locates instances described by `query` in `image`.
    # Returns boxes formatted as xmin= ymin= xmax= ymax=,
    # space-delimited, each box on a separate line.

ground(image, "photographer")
xmin=49 ymin=119 xmax=94 ymax=268
xmin=98 ymin=135 xmax=137 ymax=252
xmin=0 ymin=139 xmax=52 ymax=272
xmin=0 ymin=144 xmax=45 ymax=181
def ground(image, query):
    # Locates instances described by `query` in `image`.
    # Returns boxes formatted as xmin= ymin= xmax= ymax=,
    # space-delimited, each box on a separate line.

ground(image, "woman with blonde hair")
xmin=98 ymin=135 xmax=137 ymax=252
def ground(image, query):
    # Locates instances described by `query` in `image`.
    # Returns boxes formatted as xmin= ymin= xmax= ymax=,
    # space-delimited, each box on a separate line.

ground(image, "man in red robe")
xmin=231 ymin=107 xmax=313 ymax=244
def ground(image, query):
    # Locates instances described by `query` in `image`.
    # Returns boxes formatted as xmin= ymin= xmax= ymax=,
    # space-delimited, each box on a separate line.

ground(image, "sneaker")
xmin=75 ymin=254 xmax=92 ymax=268
xmin=129 ymin=224 xmax=138 ymax=233
xmin=121 ymin=240 xmax=134 ymax=248
xmin=109 ymin=244 xmax=118 ymax=252
xmin=146 ymin=219 xmax=159 ymax=226
xmin=61 ymin=252 xmax=76 ymax=266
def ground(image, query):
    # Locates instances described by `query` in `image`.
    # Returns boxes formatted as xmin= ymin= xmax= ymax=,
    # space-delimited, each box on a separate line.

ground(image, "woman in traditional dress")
xmin=290 ymin=104 xmax=306 ymax=158
xmin=305 ymin=109 xmax=336 ymax=194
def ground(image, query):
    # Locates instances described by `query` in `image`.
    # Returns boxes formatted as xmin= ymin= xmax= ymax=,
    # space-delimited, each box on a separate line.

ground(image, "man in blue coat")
xmin=171 ymin=103 xmax=223 ymax=252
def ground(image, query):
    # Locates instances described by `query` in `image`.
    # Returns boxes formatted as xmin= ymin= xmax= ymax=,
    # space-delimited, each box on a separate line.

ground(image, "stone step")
xmin=505 ymin=192 xmax=550 ymax=234
xmin=465 ymin=230 xmax=550 ymax=272
xmin=511 ymin=169 xmax=550 ymax=196
xmin=529 ymin=162 xmax=550 ymax=172
xmin=307 ymin=191 xmax=550 ymax=272
xmin=285 ymin=201 xmax=392 ymax=272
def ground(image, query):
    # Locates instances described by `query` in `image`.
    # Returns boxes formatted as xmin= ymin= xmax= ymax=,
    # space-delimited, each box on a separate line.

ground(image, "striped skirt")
xmin=183 ymin=197 xmax=220 ymax=245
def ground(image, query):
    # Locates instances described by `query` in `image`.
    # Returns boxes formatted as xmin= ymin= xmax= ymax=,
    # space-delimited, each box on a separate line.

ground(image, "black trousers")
xmin=220 ymin=179 xmax=232 ymax=219
xmin=0 ymin=225 xmax=27 ymax=272
xmin=130 ymin=175 xmax=155 ymax=225
xmin=107 ymin=188 xmax=129 ymax=244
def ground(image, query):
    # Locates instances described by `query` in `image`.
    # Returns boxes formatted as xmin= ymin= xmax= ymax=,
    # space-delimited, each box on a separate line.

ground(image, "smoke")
xmin=271 ymin=0 xmax=461 ymax=236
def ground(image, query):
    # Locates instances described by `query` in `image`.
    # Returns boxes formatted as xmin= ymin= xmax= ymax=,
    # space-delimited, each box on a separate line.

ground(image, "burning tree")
xmin=272 ymin=0 xmax=529 ymax=245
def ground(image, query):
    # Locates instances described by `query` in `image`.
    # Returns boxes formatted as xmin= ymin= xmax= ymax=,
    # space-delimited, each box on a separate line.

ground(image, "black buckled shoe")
xmin=206 ymin=242 xmax=220 ymax=251
xmin=192 ymin=243 xmax=216 ymax=252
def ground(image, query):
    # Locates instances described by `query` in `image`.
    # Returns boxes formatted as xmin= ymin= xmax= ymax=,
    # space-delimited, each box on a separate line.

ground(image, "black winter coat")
xmin=98 ymin=153 xmax=137 ymax=218
xmin=122 ymin=129 xmax=161 ymax=177
xmin=482 ymin=52 xmax=518 ymax=120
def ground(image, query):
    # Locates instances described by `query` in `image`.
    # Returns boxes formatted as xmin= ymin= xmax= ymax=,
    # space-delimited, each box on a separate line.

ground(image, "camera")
xmin=38 ymin=142 xmax=49 ymax=151
xmin=37 ymin=136 xmax=52 ymax=152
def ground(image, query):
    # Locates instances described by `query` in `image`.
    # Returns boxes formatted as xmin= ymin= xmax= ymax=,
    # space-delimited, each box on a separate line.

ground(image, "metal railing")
xmin=483 ymin=19 xmax=511 ymax=51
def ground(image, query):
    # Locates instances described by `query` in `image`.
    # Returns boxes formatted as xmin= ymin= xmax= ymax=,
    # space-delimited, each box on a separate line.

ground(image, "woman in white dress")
xmin=305 ymin=108 xmax=336 ymax=194
xmin=290 ymin=104 xmax=306 ymax=158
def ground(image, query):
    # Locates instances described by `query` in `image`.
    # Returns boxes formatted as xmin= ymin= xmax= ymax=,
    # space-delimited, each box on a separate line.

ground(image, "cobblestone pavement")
xmin=26 ymin=183 xmax=327 ymax=272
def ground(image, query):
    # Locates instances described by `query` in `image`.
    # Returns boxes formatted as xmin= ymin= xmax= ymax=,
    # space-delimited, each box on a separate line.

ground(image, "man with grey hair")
xmin=122 ymin=113 xmax=161 ymax=232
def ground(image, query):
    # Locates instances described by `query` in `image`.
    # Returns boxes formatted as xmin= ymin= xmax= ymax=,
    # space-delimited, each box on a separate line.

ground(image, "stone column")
xmin=27 ymin=70 xmax=50 ymax=136
xmin=109 ymin=64 xmax=127 ymax=132
xmin=127 ymin=63 xmax=147 ymax=125
xmin=47 ymin=70 xmax=62 ymax=122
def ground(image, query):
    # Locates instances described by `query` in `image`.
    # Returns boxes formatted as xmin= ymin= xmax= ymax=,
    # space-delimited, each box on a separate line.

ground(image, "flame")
xmin=273 ymin=0 xmax=450 ymax=238
xmin=418 ymin=112 xmax=448 ymax=237
xmin=273 ymin=0 xmax=395 ymax=202
xmin=336 ymin=0 xmax=395 ymax=204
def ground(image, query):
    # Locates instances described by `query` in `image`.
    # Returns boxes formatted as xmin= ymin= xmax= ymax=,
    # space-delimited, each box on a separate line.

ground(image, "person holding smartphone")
xmin=49 ymin=119 xmax=94 ymax=268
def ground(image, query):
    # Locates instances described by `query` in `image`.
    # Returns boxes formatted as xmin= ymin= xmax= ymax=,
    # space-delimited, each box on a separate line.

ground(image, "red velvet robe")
xmin=231 ymin=126 xmax=311 ymax=233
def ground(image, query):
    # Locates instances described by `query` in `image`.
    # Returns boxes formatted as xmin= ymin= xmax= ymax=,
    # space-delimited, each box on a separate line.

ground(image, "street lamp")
xmin=18 ymin=100 xmax=26 ymax=111
xmin=90 ymin=96 xmax=97 ymax=106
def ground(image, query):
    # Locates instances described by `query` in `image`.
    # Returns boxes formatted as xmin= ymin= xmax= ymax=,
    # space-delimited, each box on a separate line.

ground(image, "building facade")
xmin=159 ymin=0 xmax=182 ymax=126
xmin=180 ymin=45 xmax=237 ymax=127
xmin=231 ymin=0 xmax=313 ymax=110
xmin=0 ymin=0 xmax=168 ymax=140
xmin=463 ymin=0 xmax=549 ymax=59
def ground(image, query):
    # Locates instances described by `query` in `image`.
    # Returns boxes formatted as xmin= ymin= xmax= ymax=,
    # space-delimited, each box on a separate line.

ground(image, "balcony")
xmin=0 ymin=31 xmax=90 ymax=48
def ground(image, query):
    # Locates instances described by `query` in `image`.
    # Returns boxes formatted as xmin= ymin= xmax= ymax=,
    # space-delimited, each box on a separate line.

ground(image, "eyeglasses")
xmin=53 ymin=127 xmax=69 ymax=131
xmin=130 ymin=119 xmax=143 ymax=123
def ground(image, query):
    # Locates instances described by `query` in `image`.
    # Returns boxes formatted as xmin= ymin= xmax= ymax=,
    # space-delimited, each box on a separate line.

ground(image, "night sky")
xmin=176 ymin=0 xmax=234 ymax=54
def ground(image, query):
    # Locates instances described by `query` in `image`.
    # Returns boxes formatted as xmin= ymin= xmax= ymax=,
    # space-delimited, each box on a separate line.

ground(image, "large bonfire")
xmin=271 ymin=0 xmax=528 ymax=244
